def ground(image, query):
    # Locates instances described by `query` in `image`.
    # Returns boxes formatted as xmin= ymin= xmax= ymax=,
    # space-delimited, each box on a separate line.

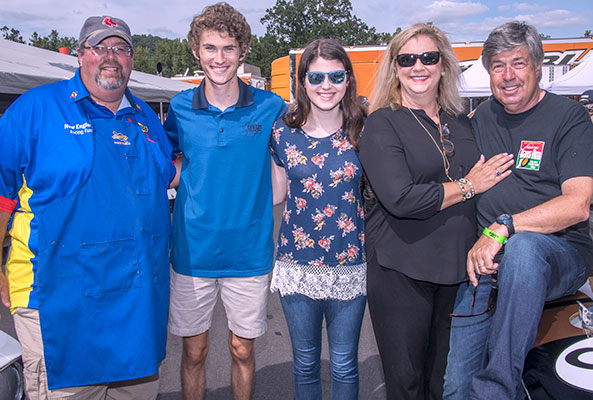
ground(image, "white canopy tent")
xmin=457 ymin=56 xmax=562 ymax=104
xmin=457 ymin=57 xmax=492 ymax=98
xmin=544 ymin=53 xmax=593 ymax=95
xmin=0 ymin=38 xmax=194 ymax=105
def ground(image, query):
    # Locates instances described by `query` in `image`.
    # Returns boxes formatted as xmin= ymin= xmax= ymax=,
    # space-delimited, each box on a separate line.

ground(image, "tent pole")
xmin=159 ymin=102 xmax=164 ymax=124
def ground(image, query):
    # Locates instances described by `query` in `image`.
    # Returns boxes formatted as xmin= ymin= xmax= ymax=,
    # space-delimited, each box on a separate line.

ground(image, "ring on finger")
xmin=495 ymin=170 xmax=501 ymax=176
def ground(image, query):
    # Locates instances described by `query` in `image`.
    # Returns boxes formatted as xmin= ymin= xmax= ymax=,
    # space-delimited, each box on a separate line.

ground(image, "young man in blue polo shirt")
xmin=164 ymin=3 xmax=285 ymax=399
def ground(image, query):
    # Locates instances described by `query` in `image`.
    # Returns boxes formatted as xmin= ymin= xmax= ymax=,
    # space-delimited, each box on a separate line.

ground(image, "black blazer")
xmin=359 ymin=106 xmax=478 ymax=284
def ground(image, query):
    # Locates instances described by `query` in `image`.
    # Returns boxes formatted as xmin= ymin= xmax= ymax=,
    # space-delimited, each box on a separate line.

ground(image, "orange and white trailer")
xmin=271 ymin=37 xmax=593 ymax=102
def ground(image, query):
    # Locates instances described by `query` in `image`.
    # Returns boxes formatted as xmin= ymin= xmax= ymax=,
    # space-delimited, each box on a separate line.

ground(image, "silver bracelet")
xmin=458 ymin=177 xmax=475 ymax=200
xmin=455 ymin=180 xmax=467 ymax=202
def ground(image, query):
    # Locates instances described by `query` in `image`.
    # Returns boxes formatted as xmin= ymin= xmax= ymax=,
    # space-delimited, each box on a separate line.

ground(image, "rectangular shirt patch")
xmin=516 ymin=140 xmax=545 ymax=171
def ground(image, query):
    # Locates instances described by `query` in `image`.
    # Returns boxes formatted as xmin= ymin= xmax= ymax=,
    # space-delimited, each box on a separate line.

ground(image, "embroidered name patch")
xmin=516 ymin=140 xmax=545 ymax=171
xmin=64 ymin=122 xmax=92 ymax=136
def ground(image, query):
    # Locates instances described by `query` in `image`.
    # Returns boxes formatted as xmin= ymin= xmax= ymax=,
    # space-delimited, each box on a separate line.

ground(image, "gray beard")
xmin=95 ymin=73 xmax=125 ymax=90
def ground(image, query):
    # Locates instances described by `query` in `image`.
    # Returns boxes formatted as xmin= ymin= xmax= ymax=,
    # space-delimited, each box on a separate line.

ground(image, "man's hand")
xmin=467 ymin=223 xmax=507 ymax=286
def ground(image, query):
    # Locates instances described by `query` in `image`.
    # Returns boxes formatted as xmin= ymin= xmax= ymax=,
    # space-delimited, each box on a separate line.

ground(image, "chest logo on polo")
xmin=516 ymin=140 xmax=545 ymax=171
xmin=243 ymin=118 xmax=262 ymax=137
xmin=112 ymin=131 xmax=131 ymax=146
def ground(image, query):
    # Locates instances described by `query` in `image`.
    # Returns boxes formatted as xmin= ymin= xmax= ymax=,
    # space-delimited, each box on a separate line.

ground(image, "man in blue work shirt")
xmin=0 ymin=15 xmax=175 ymax=399
xmin=164 ymin=3 xmax=285 ymax=400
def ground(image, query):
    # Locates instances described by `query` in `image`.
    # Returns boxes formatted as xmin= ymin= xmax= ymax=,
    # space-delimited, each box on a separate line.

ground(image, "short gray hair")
xmin=482 ymin=21 xmax=544 ymax=73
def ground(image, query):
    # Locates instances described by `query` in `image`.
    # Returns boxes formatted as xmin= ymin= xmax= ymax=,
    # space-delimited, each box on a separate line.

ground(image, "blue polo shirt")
xmin=165 ymin=79 xmax=286 ymax=277
xmin=0 ymin=69 xmax=175 ymax=312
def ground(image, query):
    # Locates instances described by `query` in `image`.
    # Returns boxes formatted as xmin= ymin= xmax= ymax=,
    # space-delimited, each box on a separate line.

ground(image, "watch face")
xmin=496 ymin=213 xmax=514 ymax=235
xmin=497 ymin=214 xmax=512 ymax=223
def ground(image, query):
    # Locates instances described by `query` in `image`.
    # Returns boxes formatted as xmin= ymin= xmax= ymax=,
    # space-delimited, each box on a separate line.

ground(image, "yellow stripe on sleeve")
xmin=6 ymin=178 xmax=35 ymax=313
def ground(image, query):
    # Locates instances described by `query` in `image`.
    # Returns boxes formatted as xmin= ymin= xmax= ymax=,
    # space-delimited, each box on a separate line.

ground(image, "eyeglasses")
xmin=440 ymin=123 xmax=454 ymax=156
xmin=396 ymin=51 xmax=440 ymax=67
xmin=305 ymin=70 xmax=347 ymax=85
xmin=450 ymin=274 xmax=498 ymax=318
xmin=83 ymin=45 xmax=133 ymax=58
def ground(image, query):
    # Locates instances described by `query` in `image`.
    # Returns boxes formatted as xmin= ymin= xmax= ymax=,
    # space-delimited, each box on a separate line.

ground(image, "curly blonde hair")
xmin=188 ymin=2 xmax=251 ymax=58
xmin=370 ymin=23 xmax=464 ymax=116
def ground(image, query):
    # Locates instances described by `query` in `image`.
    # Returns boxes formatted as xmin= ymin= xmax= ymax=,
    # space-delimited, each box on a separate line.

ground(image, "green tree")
xmin=30 ymin=30 xmax=77 ymax=54
xmin=245 ymin=33 xmax=290 ymax=77
xmin=132 ymin=46 xmax=154 ymax=74
xmin=1 ymin=26 xmax=25 ymax=43
xmin=132 ymin=34 xmax=162 ymax=51
xmin=154 ymin=38 xmax=197 ymax=77
xmin=250 ymin=0 xmax=396 ymax=77
xmin=539 ymin=33 xmax=551 ymax=40
xmin=585 ymin=30 xmax=592 ymax=38
xmin=132 ymin=34 xmax=197 ymax=77
xmin=261 ymin=0 xmax=390 ymax=48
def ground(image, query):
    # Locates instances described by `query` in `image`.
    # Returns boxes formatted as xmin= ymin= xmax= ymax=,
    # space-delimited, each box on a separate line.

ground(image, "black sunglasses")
xmin=450 ymin=274 xmax=498 ymax=318
xmin=440 ymin=123 xmax=454 ymax=157
xmin=305 ymin=70 xmax=347 ymax=85
xmin=396 ymin=51 xmax=440 ymax=67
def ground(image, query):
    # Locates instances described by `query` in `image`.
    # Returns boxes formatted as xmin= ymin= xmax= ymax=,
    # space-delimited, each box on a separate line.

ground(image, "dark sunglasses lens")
xmin=307 ymin=72 xmax=325 ymax=85
xmin=328 ymin=71 xmax=346 ymax=84
xmin=421 ymin=52 xmax=440 ymax=65
xmin=397 ymin=54 xmax=416 ymax=67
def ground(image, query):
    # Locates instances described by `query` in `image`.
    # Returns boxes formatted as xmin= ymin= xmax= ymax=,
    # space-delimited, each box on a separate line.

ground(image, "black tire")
xmin=0 ymin=358 xmax=25 ymax=400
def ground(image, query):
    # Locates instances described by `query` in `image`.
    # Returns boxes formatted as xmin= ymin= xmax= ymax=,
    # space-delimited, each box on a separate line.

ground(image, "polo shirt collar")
xmin=67 ymin=68 xmax=143 ymax=116
xmin=192 ymin=78 xmax=254 ymax=110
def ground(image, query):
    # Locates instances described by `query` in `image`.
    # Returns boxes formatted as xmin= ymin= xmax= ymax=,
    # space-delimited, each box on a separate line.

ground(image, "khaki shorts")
xmin=168 ymin=270 xmax=270 ymax=338
xmin=12 ymin=308 xmax=159 ymax=400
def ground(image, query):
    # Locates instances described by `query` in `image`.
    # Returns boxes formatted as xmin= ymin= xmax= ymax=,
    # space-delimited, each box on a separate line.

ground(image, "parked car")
xmin=0 ymin=329 xmax=24 ymax=400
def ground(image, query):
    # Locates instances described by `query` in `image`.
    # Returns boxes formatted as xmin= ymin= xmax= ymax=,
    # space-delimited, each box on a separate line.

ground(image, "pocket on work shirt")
xmin=80 ymin=237 xmax=141 ymax=296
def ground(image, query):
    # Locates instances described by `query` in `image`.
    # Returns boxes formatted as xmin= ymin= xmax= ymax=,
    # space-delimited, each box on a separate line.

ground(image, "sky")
xmin=1 ymin=0 xmax=592 ymax=45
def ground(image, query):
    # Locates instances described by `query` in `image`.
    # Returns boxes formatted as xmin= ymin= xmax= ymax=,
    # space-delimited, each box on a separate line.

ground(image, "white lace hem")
xmin=270 ymin=260 xmax=367 ymax=301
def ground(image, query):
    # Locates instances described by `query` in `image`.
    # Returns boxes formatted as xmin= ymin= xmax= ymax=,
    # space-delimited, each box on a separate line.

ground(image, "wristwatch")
xmin=495 ymin=213 xmax=515 ymax=236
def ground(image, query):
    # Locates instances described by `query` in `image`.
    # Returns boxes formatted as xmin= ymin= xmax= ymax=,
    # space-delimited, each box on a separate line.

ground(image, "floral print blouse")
xmin=270 ymin=119 xmax=366 ymax=301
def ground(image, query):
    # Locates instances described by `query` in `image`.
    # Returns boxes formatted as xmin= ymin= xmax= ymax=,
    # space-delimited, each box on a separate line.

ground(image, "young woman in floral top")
xmin=270 ymin=38 xmax=367 ymax=400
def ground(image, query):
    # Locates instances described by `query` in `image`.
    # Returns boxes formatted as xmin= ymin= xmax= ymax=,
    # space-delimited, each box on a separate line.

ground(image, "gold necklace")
xmin=406 ymin=107 xmax=453 ymax=182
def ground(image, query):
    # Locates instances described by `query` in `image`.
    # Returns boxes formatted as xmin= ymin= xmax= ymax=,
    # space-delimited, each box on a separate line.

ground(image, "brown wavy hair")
xmin=187 ymin=2 xmax=251 ymax=59
xmin=283 ymin=38 xmax=367 ymax=149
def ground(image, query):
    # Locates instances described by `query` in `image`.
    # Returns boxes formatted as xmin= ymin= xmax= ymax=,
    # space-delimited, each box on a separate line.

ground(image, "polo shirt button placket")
xmin=217 ymin=123 xmax=225 ymax=146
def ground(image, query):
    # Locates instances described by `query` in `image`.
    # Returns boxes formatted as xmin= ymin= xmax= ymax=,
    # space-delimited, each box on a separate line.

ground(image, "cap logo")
xmin=102 ymin=17 xmax=118 ymax=27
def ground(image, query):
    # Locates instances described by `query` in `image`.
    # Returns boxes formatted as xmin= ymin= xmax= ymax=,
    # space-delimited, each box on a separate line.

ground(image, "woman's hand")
xmin=465 ymin=153 xmax=514 ymax=194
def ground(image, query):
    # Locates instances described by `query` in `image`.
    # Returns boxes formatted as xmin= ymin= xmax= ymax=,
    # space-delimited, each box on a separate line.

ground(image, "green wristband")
xmin=482 ymin=227 xmax=508 ymax=244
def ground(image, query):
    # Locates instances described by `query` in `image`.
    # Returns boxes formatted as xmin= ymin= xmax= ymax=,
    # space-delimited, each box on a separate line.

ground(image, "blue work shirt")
xmin=165 ymin=79 xmax=286 ymax=277
xmin=0 ymin=69 xmax=175 ymax=388
xmin=0 ymin=69 xmax=174 ymax=312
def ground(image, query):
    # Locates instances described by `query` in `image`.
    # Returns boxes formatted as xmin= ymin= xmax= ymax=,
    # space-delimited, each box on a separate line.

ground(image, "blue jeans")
xmin=280 ymin=294 xmax=367 ymax=400
xmin=443 ymin=232 xmax=589 ymax=400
